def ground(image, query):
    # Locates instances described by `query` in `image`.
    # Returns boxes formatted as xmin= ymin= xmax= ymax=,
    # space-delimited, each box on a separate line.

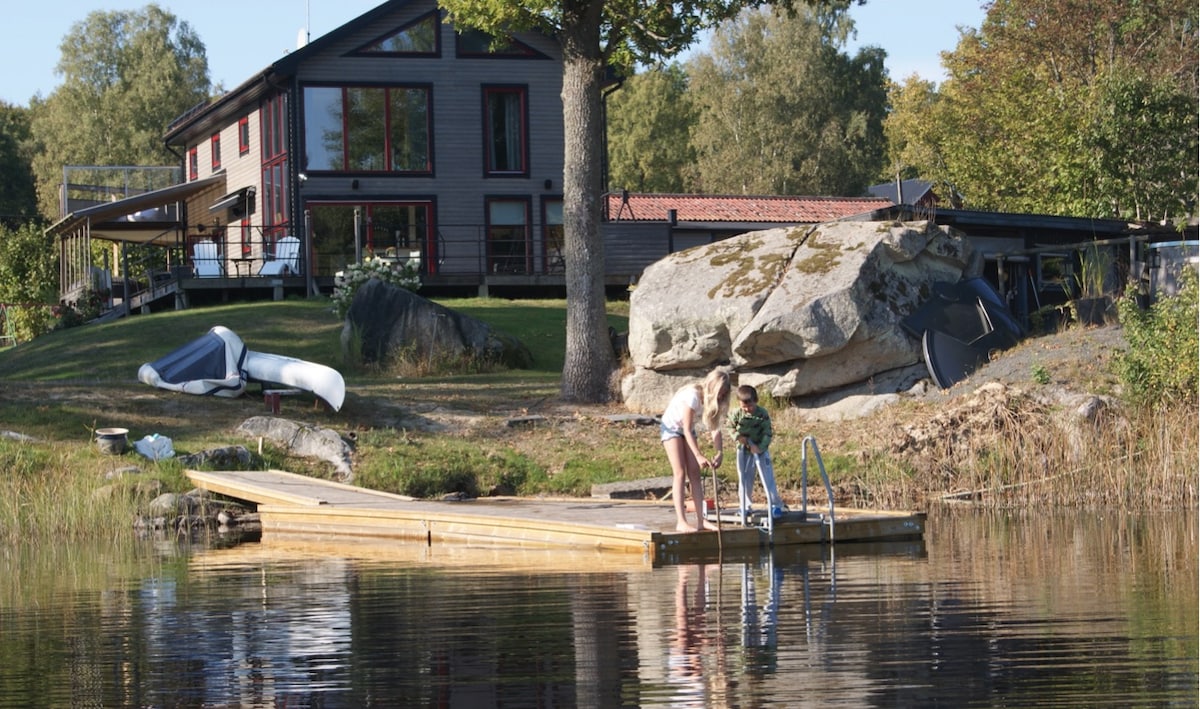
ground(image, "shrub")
xmin=330 ymin=259 xmax=420 ymax=319
xmin=1116 ymin=267 xmax=1198 ymax=406
xmin=52 ymin=288 xmax=105 ymax=330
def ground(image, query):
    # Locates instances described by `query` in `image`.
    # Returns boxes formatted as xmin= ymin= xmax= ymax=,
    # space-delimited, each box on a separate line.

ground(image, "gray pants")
xmin=736 ymin=448 xmax=784 ymax=522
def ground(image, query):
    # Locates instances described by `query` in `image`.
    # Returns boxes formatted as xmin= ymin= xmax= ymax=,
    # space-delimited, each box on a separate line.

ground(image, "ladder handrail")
xmin=799 ymin=435 xmax=836 ymax=542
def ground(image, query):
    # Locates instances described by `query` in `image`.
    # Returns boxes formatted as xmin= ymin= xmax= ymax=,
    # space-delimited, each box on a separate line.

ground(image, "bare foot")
xmin=676 ymin=521 xmax=701 ymax=533
xmin=703 ymin=520 xmax=720 ymax=531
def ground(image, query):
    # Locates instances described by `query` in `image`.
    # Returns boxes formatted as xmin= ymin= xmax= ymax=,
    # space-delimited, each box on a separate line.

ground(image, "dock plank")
xmin=186 ymin=469 xmax=925 ymax=565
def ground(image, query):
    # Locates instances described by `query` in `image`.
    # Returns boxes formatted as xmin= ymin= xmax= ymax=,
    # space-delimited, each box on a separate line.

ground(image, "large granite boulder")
xmin=341 ymin=279 xmax=534 ymax=369
xmin=622 ymin=220 xmax=979 ymax=413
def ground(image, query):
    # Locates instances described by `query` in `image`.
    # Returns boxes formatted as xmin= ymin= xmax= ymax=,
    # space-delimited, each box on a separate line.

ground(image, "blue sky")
xmin=0 ymin=1 xmax=987 ymax=106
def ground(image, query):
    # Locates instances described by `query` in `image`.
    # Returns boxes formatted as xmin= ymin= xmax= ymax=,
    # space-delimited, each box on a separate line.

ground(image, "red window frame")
xmin=260 ymin=94 xmax=290 ymax=236
xmin=483 ymin=86 xmax=528 ymax=177
xmin=211 ymin=132 xmax=221 ymax=169
xmin=301 ymin=84 xmax=432 ymax=174
xmin=485 ymin=196 xmax=531 ymax=273
xmin=188 ymin=146 xmax=198 ymax=181
xmin=238 ymin=116 xmax=250 ymax=156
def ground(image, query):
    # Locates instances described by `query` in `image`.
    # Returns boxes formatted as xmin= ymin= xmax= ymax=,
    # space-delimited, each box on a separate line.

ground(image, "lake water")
xmin=1 ymin=508 xmax=1195 ymax=707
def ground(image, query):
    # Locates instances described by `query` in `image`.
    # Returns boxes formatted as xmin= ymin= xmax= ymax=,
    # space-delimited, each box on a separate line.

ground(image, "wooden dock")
xmin=186 ymin=469 xmax=926 ymax=566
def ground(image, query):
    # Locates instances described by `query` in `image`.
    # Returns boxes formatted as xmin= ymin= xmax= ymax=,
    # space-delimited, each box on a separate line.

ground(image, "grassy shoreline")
xmin=0 ymin=297 xmax=1194 ymax=541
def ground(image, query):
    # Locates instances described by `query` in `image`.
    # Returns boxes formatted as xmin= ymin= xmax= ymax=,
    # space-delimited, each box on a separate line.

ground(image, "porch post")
xmin=353 ymin=207 xmax=363 ymax=265
xmin=304 ymin=208 xmax=318 ymax=297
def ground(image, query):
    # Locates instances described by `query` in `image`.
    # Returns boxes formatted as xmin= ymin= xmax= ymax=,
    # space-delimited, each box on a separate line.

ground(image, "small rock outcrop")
xmin=622 ymin=220 xmax=980 ymax=413
xmin=341 ymin=279 xmax=534 ymax=369
xmin=237 ymin=416 xmax=354 ymax=480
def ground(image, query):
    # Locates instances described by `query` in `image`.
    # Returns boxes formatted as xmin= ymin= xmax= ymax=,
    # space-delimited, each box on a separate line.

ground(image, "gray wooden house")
xmin=53 ymin=0 xmax=572 ymax=308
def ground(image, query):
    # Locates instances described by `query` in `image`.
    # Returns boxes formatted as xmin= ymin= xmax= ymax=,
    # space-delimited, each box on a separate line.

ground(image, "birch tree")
xmin=687 ymin=6 xmax=886 ymax=196
xmin=28 ymin=5 xmax=210 ymax=219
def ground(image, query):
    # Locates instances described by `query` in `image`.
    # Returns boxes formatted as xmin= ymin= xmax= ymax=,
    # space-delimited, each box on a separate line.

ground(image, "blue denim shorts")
xmin=660 ymin=421 xmax=693 ymax=442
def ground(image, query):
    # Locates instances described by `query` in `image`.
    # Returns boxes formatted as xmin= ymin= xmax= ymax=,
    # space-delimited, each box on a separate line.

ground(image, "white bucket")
xmin=95 ymin=427 xmax=129 ymax=455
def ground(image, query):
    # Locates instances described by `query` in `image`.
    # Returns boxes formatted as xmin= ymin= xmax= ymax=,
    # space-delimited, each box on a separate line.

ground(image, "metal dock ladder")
xmin=799 ymin=435 xmax=837 ymax=543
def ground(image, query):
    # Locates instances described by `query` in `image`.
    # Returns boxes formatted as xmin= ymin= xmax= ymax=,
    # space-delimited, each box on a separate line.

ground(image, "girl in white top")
xmin=660 ymin=369 xmax=731 ymax=533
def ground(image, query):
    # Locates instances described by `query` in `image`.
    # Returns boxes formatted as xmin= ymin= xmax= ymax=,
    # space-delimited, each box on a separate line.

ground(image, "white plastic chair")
xmin=193 ymin=240 xmax=223 ymax=278
xmin=258 ymin=235 xmax=300 ymax=276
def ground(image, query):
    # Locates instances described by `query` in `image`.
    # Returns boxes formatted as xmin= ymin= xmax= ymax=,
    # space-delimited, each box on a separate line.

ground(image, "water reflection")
xmin=0 ymin=510 xmax=1194 ymax=707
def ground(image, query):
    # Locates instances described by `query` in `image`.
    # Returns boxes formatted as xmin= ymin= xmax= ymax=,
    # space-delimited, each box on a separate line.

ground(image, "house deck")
xmin=186 ymin=468 xmax=926 ymax=566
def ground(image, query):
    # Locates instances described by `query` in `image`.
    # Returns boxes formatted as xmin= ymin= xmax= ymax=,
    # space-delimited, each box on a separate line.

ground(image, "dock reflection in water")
xmin=0 ymin=509 xmax=1194 ymax=706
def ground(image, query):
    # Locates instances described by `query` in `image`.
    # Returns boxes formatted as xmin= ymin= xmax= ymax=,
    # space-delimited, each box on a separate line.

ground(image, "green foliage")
xmin=886 ymin=0 xmax=1198 ymax=220
xmin=606 ymin=63 xmax=697 ymax=193
xmin=354 ymin=432 xmax=552 ymax=499
xmin=52 ymin=289 xmax=106 ymax=330
xmin=1030 ymin=363 xmax=1050 ymax=385
xmin=330 ymin=259 xmax=421 ymax=319
xmin=1074 ymin=245 xmax=1113 ymax=299
xmin=1116 ymin=267 xmax=1199 ymax=406
xmin=0 ymin=221 xmax=58 ymax=341
xmin=28 ymin=6 xmax=210 ymax=219
xmin=1085 ymin=70 xmax=1199 ymax=221
xmin=0 ymin=103 xmax=37 ymax=224
xmin=687 ymin=6 xmax=886 ymax=196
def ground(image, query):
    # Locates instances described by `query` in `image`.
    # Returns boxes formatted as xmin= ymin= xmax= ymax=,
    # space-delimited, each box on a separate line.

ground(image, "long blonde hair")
xmin=700 ymin=369 xmax=731 ymax=430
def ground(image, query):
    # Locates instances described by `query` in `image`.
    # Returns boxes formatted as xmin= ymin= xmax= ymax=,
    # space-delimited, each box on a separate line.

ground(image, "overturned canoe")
xmin=138 ymin=326 xmax=345 ymax=411
xmin=243 ymin=350 xmax=345 ymax=411
xmin=137 ymin=325 xmax=247 ymax=397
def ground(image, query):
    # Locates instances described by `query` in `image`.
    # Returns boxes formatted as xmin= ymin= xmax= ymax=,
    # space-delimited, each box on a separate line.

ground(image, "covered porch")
xmin=49 ymin=172 xmax=320 ymax=317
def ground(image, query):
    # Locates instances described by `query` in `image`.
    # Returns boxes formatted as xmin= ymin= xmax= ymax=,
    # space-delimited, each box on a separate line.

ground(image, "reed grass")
xmin=832 ymin=389 xmax=1198 ymax=510
xmin=0 ymin=438 xmax=146 ymax=542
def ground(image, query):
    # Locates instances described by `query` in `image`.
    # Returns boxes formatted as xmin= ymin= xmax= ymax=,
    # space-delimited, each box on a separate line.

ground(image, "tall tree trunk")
xmin=559 ymin=16 xmax=616 ymax=402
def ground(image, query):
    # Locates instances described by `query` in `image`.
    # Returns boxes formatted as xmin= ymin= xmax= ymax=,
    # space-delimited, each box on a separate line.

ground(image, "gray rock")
xmin=623 ymin=220 xmax=979 ymax=413
xmin=237 ymin=416 xmax=354 ymax=479
xmin=177 ymin=446 xmax=253 ymax=469
xmin=104 ymin=466 xmax=144 ymax=480
xmin=147 ymin=492 xmax=198 ymax=516
xmin=342 ymin=279 xmax=533 ymax=369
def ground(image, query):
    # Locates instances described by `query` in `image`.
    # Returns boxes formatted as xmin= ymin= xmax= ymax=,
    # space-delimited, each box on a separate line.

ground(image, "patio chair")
xmin=193 ymin=239 xmax=223 ymax=278
xmin=258 ymin=235 xmax=300 ymax=276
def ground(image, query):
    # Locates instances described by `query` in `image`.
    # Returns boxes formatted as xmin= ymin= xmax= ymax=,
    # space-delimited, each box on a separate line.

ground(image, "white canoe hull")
xmin=243 ymin=350 xmax=346 ymax=412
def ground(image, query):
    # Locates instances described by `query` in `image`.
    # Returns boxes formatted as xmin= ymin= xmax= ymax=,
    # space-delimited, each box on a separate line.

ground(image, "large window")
xmin=487 ymin=197 xmax=530 ymax=273
xmin=303 ymin=85 xmax=431 ymax=174
xmin=261 ymin=93 xmax=289 ymax=237
xmin=354 ymin=11 xmax=439 ymax=55
xmin=484 ymin=87 xmax=527 ymax=176
xmin=456 ymin=29 xmax=540 ymax=58
xmin=309 ymin=202 xmax=433 ymax=276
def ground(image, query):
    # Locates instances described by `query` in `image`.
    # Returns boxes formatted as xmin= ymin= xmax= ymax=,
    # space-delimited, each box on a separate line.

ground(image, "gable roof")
xmin=166 ymin=0 xmax=418 ymax=143
xmin=868 ymin=179 xmax=936 ymax=205
xmin=604 ymin=193 xmax=894 ymax=224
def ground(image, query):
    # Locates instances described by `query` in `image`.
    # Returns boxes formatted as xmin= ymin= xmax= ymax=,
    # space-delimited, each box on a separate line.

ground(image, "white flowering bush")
xmin=331 ymin=259 xmax=421 ymax=318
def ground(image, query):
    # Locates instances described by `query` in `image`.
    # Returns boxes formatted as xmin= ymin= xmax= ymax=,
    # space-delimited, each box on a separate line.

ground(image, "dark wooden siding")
xmin=602 ymin=222 xmax=673 ymax=283
xmin=289 ymin=2 xmax=565 ymax=277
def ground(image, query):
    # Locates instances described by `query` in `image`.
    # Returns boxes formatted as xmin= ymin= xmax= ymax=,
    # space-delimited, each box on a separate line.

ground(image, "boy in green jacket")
xmin=728 ymin=384 xmax=786 ymax=523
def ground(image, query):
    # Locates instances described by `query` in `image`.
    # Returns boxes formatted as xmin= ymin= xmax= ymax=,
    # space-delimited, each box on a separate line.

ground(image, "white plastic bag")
xmin=134 ymin=434 xmax=175 ymax=461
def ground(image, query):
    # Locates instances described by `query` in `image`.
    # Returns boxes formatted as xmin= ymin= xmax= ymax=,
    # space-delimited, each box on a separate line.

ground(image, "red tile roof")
xmin=604 ymin=193 xmax=894 ymax=224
